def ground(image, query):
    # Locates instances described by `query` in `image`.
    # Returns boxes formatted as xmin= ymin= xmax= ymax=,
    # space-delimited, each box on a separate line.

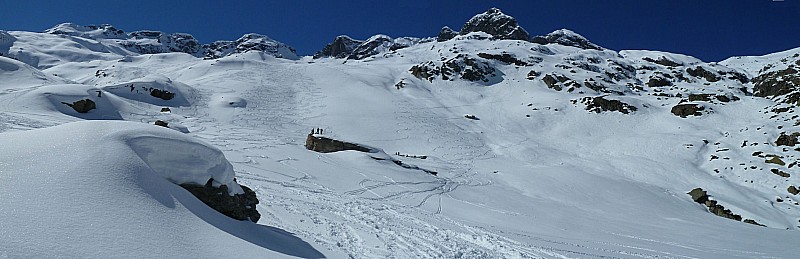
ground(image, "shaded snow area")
xmin=2 ymin=10 xmax=800 ymax=258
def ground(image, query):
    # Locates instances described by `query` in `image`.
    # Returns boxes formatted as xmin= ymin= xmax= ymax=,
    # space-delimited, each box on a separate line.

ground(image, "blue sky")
xmin=1 ymin=0 xmax=798 ymax=61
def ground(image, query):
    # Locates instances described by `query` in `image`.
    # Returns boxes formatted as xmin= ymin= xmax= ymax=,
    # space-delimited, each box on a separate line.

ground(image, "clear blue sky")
xmin=1 ymin=0 xmax=798 ymax=61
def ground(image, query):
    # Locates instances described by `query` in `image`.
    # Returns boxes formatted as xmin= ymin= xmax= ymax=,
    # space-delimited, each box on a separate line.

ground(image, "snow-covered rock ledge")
xmin=0 ymin=120 xmax=260 ymax=225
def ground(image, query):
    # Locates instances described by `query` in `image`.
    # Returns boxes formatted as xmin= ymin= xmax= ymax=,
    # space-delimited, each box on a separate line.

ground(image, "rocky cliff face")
xmin=313 ymin=35 xmax=363 ymax=59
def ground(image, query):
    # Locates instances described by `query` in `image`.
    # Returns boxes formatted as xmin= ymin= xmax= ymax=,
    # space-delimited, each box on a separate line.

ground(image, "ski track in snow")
xmin=97 ymin=61 xmax=712 ymax=258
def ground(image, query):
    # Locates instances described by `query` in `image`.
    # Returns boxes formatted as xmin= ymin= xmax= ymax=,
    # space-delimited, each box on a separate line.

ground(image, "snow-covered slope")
xmin=0 ymin=121 xmax=328 ymax=258
xmin=2 ymin=8 xmax=800 ymax=258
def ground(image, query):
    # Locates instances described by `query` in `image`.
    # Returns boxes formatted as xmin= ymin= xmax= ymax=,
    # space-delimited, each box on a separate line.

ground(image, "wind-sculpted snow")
xmin=0 ymin=121 xmax=327 ymax=257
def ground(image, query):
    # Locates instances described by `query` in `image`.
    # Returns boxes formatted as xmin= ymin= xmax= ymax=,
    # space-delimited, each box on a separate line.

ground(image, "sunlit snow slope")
xmin=2 ymin=9 xmax=800 ymax=258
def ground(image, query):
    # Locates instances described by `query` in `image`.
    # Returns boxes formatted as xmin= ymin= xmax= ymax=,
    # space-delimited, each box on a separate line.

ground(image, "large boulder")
xmin=150 ymin=89 xmax=175 ymax=100
xmin=789 ymin=185 xmax=799 ymax=195
xmin=459 ymin=8 xmax=530 ymax=41
xmin=61 ymin=99 xmax=96 ymax=113
xmin=179 ymin=178 xmax=260 ymax=222
xmin=687 ymin=188 xmax=708 ymax=203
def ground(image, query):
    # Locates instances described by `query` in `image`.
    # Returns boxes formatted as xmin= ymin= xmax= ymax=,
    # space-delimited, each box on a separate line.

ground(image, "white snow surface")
xmin=0 ymin=25 xmax=799 ymax=258
xmin=0 ymin=121 xmax=328 ymax=258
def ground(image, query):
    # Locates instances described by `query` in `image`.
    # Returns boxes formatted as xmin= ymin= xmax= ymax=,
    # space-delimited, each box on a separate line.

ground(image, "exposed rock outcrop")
xmin=577 ymin=96 xmax=637 ymax=114
xmin=531 ymin=29 xmax=603 ymax=50
xmin=642 ymin=56 xmax=682 ymax=67
xmin=437 ymin=26 xmax=459 ymax=42
xmin=180 ymin=178 xmax=260 ymax=222
xmin=687 ymin=94 xmax=739 ymax=103
xmin=410 ymin=54 xmax=497 ymax=83
xmin=203 ymin=33 xmax=299 ymax=60
xmin=123 ymin=31 xmax=202 ymax=55
xmin=150 ymin=88 xmax=175 ymax=100
xmin=671 ymin=103 xmax=705 ymax=118
xmin=775 ymin=132 xmax=800 ymax=146
xmin=686 ymin=66 xmax=720 ymax=82
xmin=154 ymin=120 xmax=169 ymax=128
xmin=789 ymin=185 xmax=799 ymax=195
xmin=687 ymin=188 xmax=764 ymax=227
xmin=314 ymin=34 xmax=430 ymax=60
xmin=753 ymin=66 xmax=800 ymax=104
xmin=313 ymin=35 xmax=364 ymax=59
xmin=348 ymin=35 xmax=394 ymax=60
xmin=305 ymin=134 xmax=371 ymax=153
xmin=541 ymin=73 xmax=581 ymax=92
xmin=647 ymin=76 xmax=672 ymax=87
xmin=61 ymin=99 xmax=96 ymax=113
xmin=477 ymin=52 xmax=530 ymax=66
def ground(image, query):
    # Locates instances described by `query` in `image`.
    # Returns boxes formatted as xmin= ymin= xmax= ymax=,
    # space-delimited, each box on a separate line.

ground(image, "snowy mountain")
xmin=2 ymin=7 xmax=800 ymax=258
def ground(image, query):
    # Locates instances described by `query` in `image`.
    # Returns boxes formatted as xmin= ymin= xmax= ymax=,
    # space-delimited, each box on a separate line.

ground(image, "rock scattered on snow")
xmin=671 ymin=103 xmax=705 ymax=118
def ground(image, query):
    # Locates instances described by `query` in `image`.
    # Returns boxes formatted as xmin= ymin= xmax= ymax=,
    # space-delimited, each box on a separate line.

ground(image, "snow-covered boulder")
xmin=0 ymin=121 xmax=311 ymax=257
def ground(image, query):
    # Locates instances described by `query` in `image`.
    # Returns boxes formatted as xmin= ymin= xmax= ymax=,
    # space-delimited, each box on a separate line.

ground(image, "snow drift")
xmin=0 ymin=121 xmax=326 ymax=258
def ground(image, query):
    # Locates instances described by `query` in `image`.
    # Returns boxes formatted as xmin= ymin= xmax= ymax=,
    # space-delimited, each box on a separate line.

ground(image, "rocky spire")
xmin=437 ymin=26 xmax=458 ymax=42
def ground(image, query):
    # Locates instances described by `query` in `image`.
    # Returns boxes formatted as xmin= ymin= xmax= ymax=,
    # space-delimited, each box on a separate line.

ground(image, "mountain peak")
xmin=531 ymin=29 xmax=603 ymax=50
xmin=459 ymin=7 xmax=530 ymax=41
xmin=45 ymin=23 xmax=126 ymax=40
xmin=313 ymin=35 xmax=364 ymax=59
